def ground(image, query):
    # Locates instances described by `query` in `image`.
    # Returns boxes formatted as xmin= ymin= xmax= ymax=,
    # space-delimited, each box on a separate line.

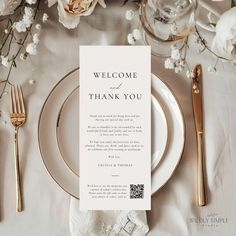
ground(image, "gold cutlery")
xmin=192 ymin=64 xmax=206 ymax=206
xmin=10 ymin=85 xmax=26 ymax=212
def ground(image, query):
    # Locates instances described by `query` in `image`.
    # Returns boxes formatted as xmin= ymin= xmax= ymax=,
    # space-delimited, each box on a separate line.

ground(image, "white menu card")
xmin=80 ymin=46 xmax=151 ymax=210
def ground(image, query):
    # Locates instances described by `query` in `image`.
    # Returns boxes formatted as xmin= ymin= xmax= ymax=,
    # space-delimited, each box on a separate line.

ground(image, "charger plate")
xmin=38 ymin=69 xmax=184 ymax=198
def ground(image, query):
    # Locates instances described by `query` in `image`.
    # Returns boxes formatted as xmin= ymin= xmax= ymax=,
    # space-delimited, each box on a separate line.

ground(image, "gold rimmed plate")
xmin=38 ymin=69 xmax=184 ymax=199
xmin=56 ymin=86 xmax=168 ymax=177
xmin=56 ymin=87 xmax=80 ymax=177
xmin=38 ymin=69 xmax=79 ymax=199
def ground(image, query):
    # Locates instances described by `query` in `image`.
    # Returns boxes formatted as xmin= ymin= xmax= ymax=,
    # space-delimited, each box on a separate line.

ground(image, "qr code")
xmin=130 ymin=184 xmax=144 ymax=199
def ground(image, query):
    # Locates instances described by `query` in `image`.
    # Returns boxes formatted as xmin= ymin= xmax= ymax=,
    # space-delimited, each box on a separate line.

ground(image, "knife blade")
xmin=192 ymin=64 xmax=206 ymax=206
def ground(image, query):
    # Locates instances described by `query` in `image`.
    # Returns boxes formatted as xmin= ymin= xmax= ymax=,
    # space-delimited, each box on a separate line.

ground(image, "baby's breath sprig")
xmin=0 ymin=0 xmax=46 ymax=99
xmin=194 ymin=26 xmax=231 ymax=62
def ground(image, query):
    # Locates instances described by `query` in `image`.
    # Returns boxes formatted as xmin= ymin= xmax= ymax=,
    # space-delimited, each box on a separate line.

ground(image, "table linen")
xmin=0 ymin=1 xmax=236 ymax=236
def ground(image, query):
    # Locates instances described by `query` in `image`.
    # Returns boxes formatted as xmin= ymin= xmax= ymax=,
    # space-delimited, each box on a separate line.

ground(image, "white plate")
xmin=151 ymin=95 xmax=168 ymax=172
xmin=38 ymin=70 xmax=79 ymax=198
xmin=151 ymin=74 xmax=185 ymax=194
xmin=56 ymin=88 xmax=80 ymax=176
xmin=38 ymin=69 xmax=184 ymax=199
xmin=56 ymin=87 xmax=168 ymax=176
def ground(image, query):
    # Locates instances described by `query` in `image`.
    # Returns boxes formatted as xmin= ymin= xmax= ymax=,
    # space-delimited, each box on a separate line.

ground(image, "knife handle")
xmin=197 ymin=132 xmax=206 ymax=206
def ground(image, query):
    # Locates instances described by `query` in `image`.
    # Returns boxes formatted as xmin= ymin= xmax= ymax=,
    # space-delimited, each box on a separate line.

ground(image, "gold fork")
xmin=10 ymin=85 xmax=26 ymax=212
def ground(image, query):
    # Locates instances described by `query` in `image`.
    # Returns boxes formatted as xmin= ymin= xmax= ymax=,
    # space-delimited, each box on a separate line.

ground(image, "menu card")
xmin=80 ymin=46 xmax=151 ymax=210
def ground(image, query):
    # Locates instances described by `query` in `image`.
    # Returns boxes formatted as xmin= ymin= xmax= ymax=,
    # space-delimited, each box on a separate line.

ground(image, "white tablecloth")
xmin=0 ymin=1 xmax=236 ymax=235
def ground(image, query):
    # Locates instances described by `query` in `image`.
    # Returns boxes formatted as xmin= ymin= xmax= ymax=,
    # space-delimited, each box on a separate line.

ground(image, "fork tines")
xmin=10 ymin=85 xmax=26 ymax=115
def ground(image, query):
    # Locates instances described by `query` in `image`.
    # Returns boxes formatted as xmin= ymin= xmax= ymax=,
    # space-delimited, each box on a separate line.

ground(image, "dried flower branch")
xmin=194 ymin=26 xmax=232 ymax=62
xmin=0 ymin=0 xmax=43 ymax=99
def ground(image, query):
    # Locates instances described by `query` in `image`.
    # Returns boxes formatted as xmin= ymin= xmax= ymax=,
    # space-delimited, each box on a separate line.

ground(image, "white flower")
xmin=35 ymin=24 xmax=41 ymax=30
xmin=1 ymin=55 xmax=9 ymax=67
xmin=0 ymin=0 xmax=21 ymax=16
xmin=174 ymin=59 xmax=185 ymax=73
xmin=26 ymin=43 xmax=37 ymax=55
xmin=33 ymin=33 xmax=40 ymax=44
xmin=127 ymin=33 xmax=135 ymax=45
xmin=127 ymin=29 xmax=141 ymax=45
xmin=171 ymin=48 xmax=181 ymax=60
xmin=186 ymin=70 xmax=194 ymax=79
xmin=26 ymin=0 xmax=37 ymax=4
xmin=4 ymin=29 xmax=9 ymax=34
xmin=132 ymin=29 xmax=141 ymax=40
xmin=28 ymin=79 xmax=36 ymax=85
xmin=20 ymin=53 xmax=27 ymax=61
xmin=178 ymin=59 xmax=185 ymax=67
xmin=211 ymin=7 xmax=236 ymax=61
xmin=125 ymin=10 xmax=135 ymax=21
xmin=25 ymin=6 xmax=34 ymax=15
xmin=57 ymin=0 xmax=106 ymax=29
xmin=207 ymin=66 xmax=216 ymax=73
xmin=170 ymin=23 xmax=178 ymax=34
xmin=164 ymin=58 xmax=175 ymax=69
xmin=42 ymin=13 xmax=49 ymax=23
xmin=14 ymin=21 xmax=27 ymax=32
xmin=23 ymin=7 xmax=34 ymax=27
xmin=174 ymin=65 xmax=183 ymax=73
xmin=14 ymin=7 xmax=34 ymax=32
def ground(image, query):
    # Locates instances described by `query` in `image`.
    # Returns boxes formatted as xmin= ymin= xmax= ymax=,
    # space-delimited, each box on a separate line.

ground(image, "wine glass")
xmin=140 ymin=0 xmax=197 ymax=56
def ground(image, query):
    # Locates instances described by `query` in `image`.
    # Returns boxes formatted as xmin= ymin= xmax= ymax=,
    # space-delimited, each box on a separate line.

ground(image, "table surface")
xmin=0 ymin=1 xmax=236 ymax=235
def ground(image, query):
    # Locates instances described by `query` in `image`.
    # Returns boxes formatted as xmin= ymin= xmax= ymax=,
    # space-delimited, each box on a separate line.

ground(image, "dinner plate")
xmin=38 ymin=70 xmax=79 ymax=198
xmin=38 ymin=69 xmax=185 ymax=199
xmin=56 ymin=86 xmax=168 ymax=176
xmin=56 ymin=88 xmax=80 ymax=176
xmin=151 ymin=74 xmax=185 ymax=194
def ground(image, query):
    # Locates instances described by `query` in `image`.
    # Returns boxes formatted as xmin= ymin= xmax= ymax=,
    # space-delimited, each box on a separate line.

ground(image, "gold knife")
xmin=192 ymin=64 xmax=206 ymax=206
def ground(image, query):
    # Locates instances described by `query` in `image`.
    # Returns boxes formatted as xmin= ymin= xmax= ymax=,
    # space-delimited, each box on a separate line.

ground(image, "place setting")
xmin=8 ymin=64 xmax=201 ymax=210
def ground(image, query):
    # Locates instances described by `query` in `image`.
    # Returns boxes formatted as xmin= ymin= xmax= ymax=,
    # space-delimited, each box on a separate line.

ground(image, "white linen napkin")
xmin=69 ymin=198 xmax=149 ymax=236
